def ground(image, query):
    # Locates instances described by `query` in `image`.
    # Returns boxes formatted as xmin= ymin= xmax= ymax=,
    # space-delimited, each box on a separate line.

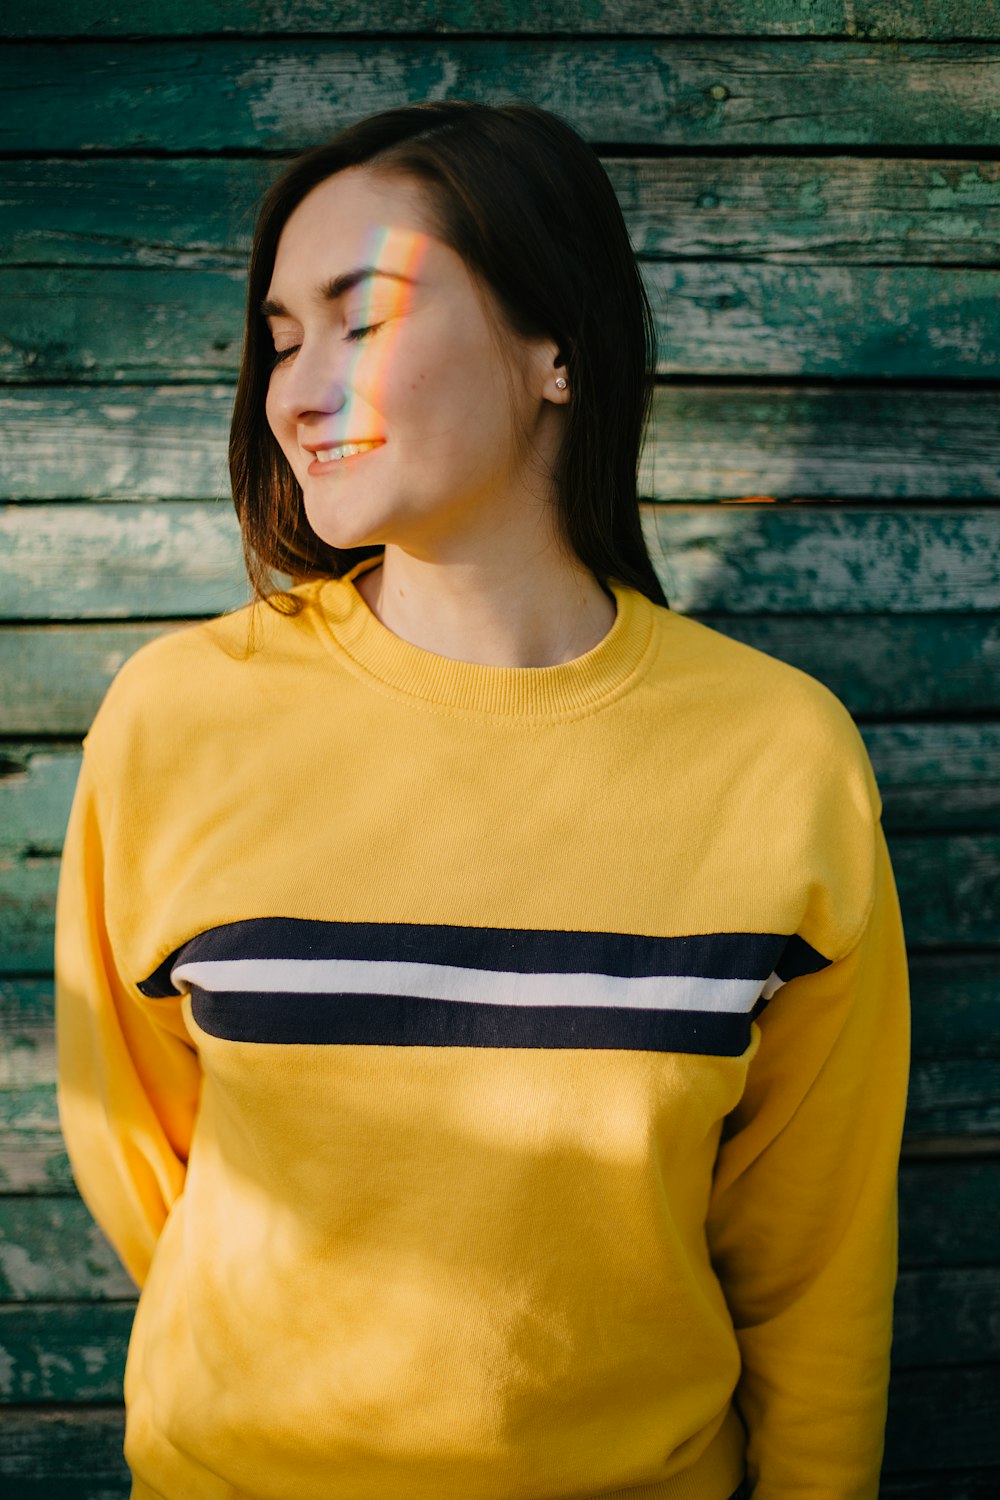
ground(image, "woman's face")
xmin=262 ymin=167 xmax=563 ymax=558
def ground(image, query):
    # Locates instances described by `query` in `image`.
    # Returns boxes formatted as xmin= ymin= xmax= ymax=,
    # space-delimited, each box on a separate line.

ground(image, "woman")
xmin=55 ymin=101 xmax=910 ymax=1500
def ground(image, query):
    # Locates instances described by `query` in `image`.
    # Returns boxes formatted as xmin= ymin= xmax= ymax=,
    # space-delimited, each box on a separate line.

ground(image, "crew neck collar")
xmin=310 ymin=554 xmax=657 ymax=720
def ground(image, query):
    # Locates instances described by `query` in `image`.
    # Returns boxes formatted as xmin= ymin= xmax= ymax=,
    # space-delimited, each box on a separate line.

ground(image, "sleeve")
xmin=54 ymin=747 xmax=202 ymax=1290
xmin=705 ymin=816 xmax=911 ymax=1500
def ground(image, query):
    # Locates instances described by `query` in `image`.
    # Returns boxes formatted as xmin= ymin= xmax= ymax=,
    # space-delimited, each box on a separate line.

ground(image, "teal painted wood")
xmin=0 ymin=1408 xmax=130 ymax=1498
xmin=861 ymin=727 xmax=1000 ymax=833
xmin=885 ymin=1368 xmax=1000 ymax=1469
xmin=0 ymin=1201 xmax=135 ymax=1301
xmin=1 ymin=41 xmax=998 ymax=154
xmin=6 ymin=264 xmax=1000 ymax=382
xmin=881 ymin=1478 xmax=1000 ymax=1499
xmin=5 ymin=503 xmax=1000 ymax=618
xmin=0 ymin=1303 xmax=131 ymax=1402
xmin=6 ymin=384 xmax=999 ymax=502
xmin=4 ymin=157 xmax=998 ymax=270
xmin=4 ymin=1 xmax=1000 ymax=41
xmin=4 ymin=616 xmax=999 ymax=735
xmin=642 ymin=507 xmax=1000 ymax=613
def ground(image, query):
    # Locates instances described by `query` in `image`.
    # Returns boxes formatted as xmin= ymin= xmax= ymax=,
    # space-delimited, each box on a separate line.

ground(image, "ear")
xmin=535 ymin=338 xmax=571 ymax=404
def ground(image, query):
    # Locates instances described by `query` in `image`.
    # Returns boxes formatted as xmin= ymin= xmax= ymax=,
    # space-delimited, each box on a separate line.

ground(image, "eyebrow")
xmin=259 ymin=267 xmax=415 ymax=321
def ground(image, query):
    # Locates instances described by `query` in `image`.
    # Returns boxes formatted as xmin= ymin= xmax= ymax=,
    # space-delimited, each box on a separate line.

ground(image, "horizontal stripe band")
xmin=137 ymin=916 xmax=831 ymax=999
xmin=188 ymin=988 xmax=756 ymax=1055
xmin=169 ymin=957 xmax=773 ymax=1015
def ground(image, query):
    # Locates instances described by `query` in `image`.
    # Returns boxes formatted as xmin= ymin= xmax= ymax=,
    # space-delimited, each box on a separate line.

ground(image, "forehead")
xmin=267 ymin=169 xmax=438 ymax=294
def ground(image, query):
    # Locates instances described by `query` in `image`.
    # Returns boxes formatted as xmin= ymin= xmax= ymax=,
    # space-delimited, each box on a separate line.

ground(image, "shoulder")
xmin=646 ymin=606 xmax=884 ymax=955
xmin=652 ymin=606 xmax=875 ymax=785
xmin=81 ymin=581 xmax=326 ymax=778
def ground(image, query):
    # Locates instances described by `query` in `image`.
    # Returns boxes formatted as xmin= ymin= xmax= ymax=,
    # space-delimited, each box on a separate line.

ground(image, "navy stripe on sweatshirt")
xmin=136 ymin=916 xmax=831 ymax=1054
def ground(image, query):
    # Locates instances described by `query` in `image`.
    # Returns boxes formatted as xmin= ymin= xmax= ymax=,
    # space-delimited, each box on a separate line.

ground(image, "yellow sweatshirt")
xmin=55 ymin=554 xmax=910 ymax=1500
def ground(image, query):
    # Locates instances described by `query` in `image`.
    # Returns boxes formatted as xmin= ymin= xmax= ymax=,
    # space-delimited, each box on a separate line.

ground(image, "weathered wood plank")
xmin=903 ymin=954 xmax=1000 ymax=1057
xmin=4 ymin=1 xmax=1000 ymax=42
xmin=2 ymin=834 xmax=997 ymax=970
xmin=1 ymin=41 xmax=998 ymax=155
xmin=642 ymin=507 xmax=1000 ymax=614
xmin=881 ymin=1477 xmax=1000 ymax=1500
xmin=885 ymin=1367 xmax=1000 ymax=1469
xmin=0 ymin=624 xmax=183 ymax=737
xmin=887 ymin=834 xmax=1000 ymax=949
xmin=3 ymin=615 xmax=999 ymax=736
xmin=5 ymin=384 xmax=1000 ymax=503
xmin=610 ymin=155 xmax=1000 ymax=263
xmin=904 ymin=1062 xmax=1000 ymax=1138
xmin=5 ymin=263 xmax=1000 ymax=382
xmin=4 ymin=157 xmax=998 ymax=270
xmin=861 ymin=727 xmax=1000 ymax=833
xmin=0 ymin=1406 xmax=129 ymax=1496
xmin=6 ymin=503 xmax=1000 ymax=619
xmin=0 ymin=503 xmax=250 ymax=620
xmin=0 ymin=1303 xmax=131 ymax=1402
xmin=0 ymin=1201 xmax=134 ymax=1301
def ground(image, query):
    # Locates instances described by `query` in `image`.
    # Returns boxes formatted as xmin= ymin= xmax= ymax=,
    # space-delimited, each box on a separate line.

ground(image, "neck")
xmin=354 ymin=544 xmax=618 ymax=669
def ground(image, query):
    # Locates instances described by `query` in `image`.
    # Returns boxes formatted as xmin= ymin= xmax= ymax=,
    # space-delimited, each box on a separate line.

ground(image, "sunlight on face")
xmin=262 ymin=168 xmax=551 ymax=561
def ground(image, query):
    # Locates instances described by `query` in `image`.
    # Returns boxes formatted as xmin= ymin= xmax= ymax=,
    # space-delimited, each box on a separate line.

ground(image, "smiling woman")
xmin=228 ymin=100 xmax=666 ymax=668
xmin=54 ymin=100 xmax=909 ymax=1500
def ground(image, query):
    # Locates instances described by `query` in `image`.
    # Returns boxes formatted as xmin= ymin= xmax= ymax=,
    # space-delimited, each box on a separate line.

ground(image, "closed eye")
xmin=269 ymin=322 xmax=386 ymax=370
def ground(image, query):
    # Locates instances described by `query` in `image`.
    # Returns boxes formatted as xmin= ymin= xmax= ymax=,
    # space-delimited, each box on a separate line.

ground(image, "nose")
xmin=268 ymin=336 xmax=350 ymax=426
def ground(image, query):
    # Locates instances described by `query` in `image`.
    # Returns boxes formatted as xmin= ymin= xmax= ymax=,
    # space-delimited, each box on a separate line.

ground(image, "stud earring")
xmin=555 ymin=377 xmax=567 ymax=390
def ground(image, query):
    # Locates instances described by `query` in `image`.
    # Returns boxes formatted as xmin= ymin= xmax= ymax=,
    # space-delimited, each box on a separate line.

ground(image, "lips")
xmin=306 ymin=440 xmax=385 ymax=473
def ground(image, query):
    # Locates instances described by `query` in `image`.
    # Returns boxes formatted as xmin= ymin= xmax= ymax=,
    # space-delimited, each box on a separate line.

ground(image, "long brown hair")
xmin=228 ymin=99 xmax=667 ymax=623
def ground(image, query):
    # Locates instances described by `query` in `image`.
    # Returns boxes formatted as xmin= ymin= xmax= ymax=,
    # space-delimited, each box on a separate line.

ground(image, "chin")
xmin=302 ymin=511 xmax=389 ymax=556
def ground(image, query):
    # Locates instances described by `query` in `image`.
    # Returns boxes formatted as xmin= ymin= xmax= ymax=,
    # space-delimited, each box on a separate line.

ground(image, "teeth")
xmin=315 ymin=441 xmax=381 ymax=463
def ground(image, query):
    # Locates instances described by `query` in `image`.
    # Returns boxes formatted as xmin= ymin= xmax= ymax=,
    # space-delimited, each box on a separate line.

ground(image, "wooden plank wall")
xmin=2 ymin=3 xmax=999 ymax=1495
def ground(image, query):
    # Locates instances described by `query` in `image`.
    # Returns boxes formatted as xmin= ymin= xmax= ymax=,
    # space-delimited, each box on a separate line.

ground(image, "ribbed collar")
xmin=309 ymin=554 xmax=658 ymax=720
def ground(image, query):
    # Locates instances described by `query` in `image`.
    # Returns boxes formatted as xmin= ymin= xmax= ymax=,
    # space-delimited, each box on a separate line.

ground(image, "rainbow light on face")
xmin=332 ymin=224 xmax=431 ymax=441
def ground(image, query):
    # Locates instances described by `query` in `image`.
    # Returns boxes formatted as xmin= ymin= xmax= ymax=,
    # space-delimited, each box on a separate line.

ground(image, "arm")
xmin=706 ymin=818 xmax=910 ymax=1499
xmin=54 ymin=749 xmax=201 ymax=1289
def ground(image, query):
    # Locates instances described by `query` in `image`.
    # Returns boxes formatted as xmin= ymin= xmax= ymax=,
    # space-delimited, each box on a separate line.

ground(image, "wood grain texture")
xmin=1 ymin=41 xmax=998 ymax=154
xmin=5 ymin=263 xmax=999 ymax=382
xmin=885 ymin=1367 xmax=1000 ymax=1469
xmin=5 ymin=384 xmax=999 ymax=503
xmin=5 ymin=502 xmax=1000 ymax=618
xmin=4 ymin=157 xmax=998 ymax=269
xmin=4 ymin=2 xmax=1000 ymax=42
xmin=0 ymin=1406 xmax=129 ymax=1495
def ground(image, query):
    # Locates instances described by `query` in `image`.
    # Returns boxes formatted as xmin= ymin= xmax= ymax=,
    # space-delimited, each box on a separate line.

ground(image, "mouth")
xmin=306 ymin=440 xmax=385 ymax=474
